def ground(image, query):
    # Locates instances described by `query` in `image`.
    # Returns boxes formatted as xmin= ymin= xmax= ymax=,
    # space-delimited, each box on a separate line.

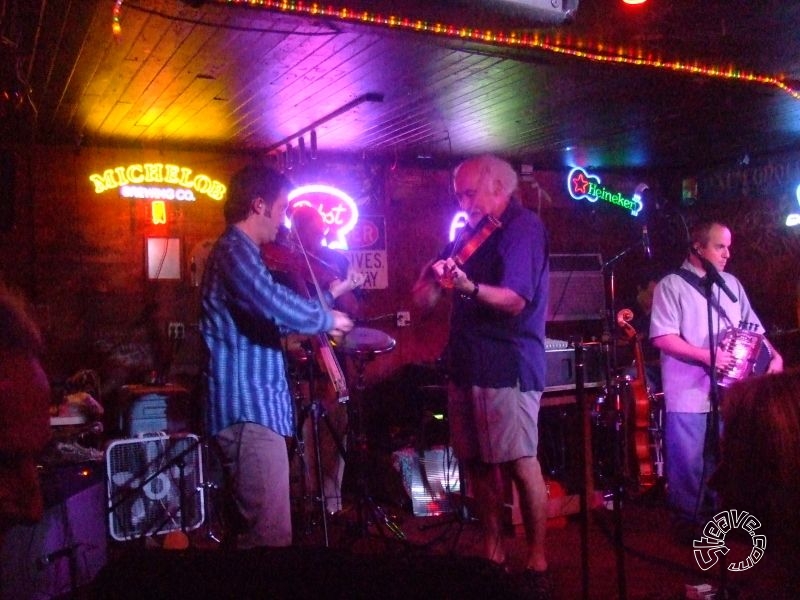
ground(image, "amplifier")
xmin=545 ymin=343 xmax=604 ymax=388
xmin=547 ymin=254 xmax=605 ymax=322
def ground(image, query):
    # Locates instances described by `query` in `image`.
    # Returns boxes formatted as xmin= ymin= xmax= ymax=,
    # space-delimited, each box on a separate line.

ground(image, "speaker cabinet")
xmin=547 ymin=253 xmax=605 ymax=321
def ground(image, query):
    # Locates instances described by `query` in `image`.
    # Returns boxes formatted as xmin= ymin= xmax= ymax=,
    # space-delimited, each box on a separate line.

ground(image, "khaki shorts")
xmin=448 ymin=384 xmax=541 ymax=464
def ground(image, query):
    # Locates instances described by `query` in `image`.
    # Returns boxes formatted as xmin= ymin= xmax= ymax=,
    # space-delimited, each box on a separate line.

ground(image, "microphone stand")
xmin=599 ymin=232 xmax=648 ymax=600
xmin=602 ymin=232 xmax=650 ymax=372
xmin=699 ymin=277 xmax=730 ymax=598
xmin=575 ymin=342 xmax=591 ymax=600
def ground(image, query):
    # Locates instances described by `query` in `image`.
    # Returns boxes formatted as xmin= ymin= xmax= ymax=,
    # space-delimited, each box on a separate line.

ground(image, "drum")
xmin=336 ymin=327 xmax=396 ymax=356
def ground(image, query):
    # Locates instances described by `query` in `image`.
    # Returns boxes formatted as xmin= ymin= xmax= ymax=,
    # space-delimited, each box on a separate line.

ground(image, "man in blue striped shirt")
xmin=201 ymin=165 xmax=357 ymax=548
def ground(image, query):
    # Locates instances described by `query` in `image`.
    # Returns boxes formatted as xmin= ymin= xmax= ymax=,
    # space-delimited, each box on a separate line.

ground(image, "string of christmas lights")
xmin=215 ymin=0 xmax=800 ymax=99
xmin=112 ymin=0 xmax=123 ymax=38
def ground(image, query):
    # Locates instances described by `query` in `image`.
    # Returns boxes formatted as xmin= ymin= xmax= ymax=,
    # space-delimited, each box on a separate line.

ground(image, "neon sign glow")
xmin=120 ymin=186 xmax=197 ymax=201
xmin=785 ymin=183 xmax=800 ymax=227
xmin=449 ymin=211 xmax=469 ymax=242
xmin=151 ymin=201 xmax=167 ymax=225
xmin=89 ymin=163 xmax=227 ymax=201
xmin=567 ymin=167 xmax=643 ymax=217
xmin=287 ymin=184 xmax=359 ymax=250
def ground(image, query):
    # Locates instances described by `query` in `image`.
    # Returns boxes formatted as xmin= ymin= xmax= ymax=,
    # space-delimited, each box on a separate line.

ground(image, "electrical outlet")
xmin=396 ymin=310 xmax=411 ymax=327
xmin=168 ymin=322 xmax=185 ymax=340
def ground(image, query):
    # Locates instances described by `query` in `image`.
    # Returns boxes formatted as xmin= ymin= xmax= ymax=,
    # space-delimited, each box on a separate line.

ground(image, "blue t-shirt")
xmin=443 ymin=198 xmax=549 ymax=392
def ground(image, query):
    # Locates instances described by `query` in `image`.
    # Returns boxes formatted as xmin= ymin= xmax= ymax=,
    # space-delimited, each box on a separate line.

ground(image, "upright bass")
xmin=616 ymin=308 xmax=657 ymax=492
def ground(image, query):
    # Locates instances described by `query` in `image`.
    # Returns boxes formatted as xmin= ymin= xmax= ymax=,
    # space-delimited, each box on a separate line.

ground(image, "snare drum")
xmin=337 ymin=327 xmax=396 ymax=356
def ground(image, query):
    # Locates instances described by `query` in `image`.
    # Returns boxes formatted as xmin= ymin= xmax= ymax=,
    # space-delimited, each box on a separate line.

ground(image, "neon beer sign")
xmin=287 ymin=184 xmax=359 ymax=250
xmin=567 ymin=167 xmax=643 ymax=217
xmin=449 ymin=211 xmax=469 ymax=242
xmin=151 ymin=201 xmax=167 ymax=224
xmin=89 ymin=163 xmax=227 ymax=201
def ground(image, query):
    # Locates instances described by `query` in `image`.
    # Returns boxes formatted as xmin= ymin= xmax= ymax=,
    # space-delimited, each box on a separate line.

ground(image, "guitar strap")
xmin=674 ymin=268 xmax=734 ymax=328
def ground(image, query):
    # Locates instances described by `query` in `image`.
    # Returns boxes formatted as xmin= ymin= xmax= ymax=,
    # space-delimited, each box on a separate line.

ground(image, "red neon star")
xmin=572 ymin=172 xmax=590 ymax=194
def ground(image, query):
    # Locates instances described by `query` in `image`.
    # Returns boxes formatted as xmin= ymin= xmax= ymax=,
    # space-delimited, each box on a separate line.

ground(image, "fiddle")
xmin=260 ymin=230 xmax=356 ymax=404
xmin=261 ymin=235 xmax=344 ymax=291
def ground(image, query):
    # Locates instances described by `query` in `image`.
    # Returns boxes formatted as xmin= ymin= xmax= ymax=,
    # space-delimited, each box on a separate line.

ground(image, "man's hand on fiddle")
xmin=431 ymin=258 xmax=470 ymax=292
xmin=327 ymin=310 xmax=354 ymax=340
xmin=328 ymin=271 xmax=366 ymax=299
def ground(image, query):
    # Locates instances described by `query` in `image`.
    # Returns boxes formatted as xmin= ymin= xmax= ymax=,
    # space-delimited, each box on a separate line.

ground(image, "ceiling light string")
xmin=215 ymin=0 xmax=800 ymax=100
xmin=112 ymin=1 xmax=124 ymax=38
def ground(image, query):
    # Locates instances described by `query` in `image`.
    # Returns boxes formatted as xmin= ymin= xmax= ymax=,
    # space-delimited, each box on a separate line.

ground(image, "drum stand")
xmin=346 ymin=352 xmax=406 ymax=541
xmin=292 ymin=346 xmax=348 ymax=548
xmin=607 ymin=386 xmax=628 ymax=600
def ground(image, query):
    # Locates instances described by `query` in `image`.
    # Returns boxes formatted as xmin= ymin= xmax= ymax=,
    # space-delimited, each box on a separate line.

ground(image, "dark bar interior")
xmin=1 ymin=1 xmax=799 ymax=598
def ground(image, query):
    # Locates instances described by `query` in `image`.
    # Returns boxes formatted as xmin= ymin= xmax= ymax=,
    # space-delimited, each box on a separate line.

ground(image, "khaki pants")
xmin=215 ymin=422 xmax=292 ymax=548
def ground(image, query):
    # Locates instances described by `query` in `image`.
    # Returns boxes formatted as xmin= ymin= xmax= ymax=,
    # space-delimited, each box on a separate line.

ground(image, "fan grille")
xmin=106 ymin=434 xmax=205 ymax=541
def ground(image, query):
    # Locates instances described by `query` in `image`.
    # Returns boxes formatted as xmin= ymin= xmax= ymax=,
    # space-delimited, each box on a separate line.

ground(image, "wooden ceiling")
xmin=3 ymin=0 xmax=800 ymax=170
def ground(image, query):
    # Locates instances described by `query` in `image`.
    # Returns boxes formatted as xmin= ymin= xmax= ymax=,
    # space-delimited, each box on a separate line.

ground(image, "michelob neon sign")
xmin=89 ymin=163 xmax=227 ymax=202
xmin=567 ymin=167 xmax=643 ymax=217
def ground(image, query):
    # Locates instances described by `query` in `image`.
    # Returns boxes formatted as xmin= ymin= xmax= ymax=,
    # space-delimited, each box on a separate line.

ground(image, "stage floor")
xmin=87 ymin=483 xmax=796 ymax=600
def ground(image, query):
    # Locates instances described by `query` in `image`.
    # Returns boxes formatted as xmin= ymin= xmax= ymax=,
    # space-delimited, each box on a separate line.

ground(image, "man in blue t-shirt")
xmin=413 ymin=155 xmax=550 ymax=587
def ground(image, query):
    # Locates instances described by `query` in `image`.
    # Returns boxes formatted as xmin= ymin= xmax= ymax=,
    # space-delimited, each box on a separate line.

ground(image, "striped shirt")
xmin=201 ymin=226 xmax=334 ymax=437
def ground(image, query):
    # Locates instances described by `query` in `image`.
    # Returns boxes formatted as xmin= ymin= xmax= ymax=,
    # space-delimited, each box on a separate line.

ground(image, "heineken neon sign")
xmin=567 ymin=167 xmax=643 ymax=217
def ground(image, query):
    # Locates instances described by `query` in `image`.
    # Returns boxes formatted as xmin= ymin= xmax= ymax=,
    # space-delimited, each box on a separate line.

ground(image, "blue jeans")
xmin=665 ymin=411 xmax=720 ymax=525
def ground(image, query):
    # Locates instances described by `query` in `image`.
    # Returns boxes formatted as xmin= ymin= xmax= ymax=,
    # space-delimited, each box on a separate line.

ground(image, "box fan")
xmin=106 ymin=433 xmax=205 ymax=541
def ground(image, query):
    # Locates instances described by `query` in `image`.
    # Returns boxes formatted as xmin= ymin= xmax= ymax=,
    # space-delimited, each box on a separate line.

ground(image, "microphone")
xmin=642 ymin=226 xmax=652 ymax=260
xmin=692 ymin=248 xmax=738 ymax=303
